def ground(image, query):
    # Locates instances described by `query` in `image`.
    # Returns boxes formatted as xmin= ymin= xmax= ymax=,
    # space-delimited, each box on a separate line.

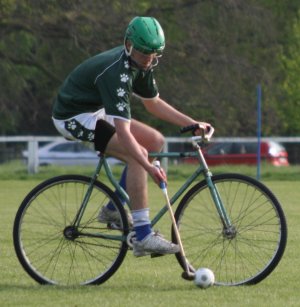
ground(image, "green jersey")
xmin=53 ymin=46 xmax=158 ymax=120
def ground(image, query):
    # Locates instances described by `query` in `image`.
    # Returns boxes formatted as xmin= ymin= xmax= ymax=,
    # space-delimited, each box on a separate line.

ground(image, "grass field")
xmin=1 ymin=163 xmax=300 ymax=306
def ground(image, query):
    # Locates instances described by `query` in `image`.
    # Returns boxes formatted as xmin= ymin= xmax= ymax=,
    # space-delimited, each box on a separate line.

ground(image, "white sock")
xmin=132 ymin=208 xmax=150 ymax=227
xmin=132 ymin=208 xmax=152 ymax=241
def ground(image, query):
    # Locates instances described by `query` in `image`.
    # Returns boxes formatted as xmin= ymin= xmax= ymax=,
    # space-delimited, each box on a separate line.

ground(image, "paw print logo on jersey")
xmin=117 ymin=88 xmax=126 ymax=97
xmin=124 ymin=60 xmax=129 ymax=69
xmin=116 ymin=102 xmax=127 ymax=112
xmin=120 ymin=73 xmax=129 ymax=83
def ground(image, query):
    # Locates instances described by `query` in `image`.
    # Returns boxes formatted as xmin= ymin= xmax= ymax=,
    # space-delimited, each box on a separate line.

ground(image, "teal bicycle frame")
xmin=73 ymin=136 xmax=232 ymax=236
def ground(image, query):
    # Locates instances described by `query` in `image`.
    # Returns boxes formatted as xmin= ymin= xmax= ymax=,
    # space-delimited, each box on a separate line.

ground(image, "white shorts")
xmin=52 ymin=109 xmax=115 ymax=141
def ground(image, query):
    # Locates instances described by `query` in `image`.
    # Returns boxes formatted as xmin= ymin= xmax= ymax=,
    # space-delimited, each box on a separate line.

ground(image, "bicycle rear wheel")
xmin=174 ymin=173 xmax=287 ymax=286
xmin=13 ymin=175 xmax=129 ymax=286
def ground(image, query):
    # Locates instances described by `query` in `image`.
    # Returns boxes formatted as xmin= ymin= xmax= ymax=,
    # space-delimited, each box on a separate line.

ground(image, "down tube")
xmin=151 ymin=167 xmax=204 ymax=227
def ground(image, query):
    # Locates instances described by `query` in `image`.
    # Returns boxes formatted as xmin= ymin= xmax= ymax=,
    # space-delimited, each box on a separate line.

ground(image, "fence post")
xmin=256 ymin=84 xmax=262 ymax=180
xmin=28 ymin=139 xmax=39 ymax=174
xmin=162 ymin=141 xmax=169 ymax=173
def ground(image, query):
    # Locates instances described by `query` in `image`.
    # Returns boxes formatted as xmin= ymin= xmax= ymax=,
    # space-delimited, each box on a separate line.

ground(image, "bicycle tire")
xmin=173 ymin=173 xmax=287 ymax=286
xmin=13 ymin=174 xmax=129 ymax=286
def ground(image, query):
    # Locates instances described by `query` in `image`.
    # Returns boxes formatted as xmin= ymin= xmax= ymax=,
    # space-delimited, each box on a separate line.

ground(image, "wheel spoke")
xmin=13 ymin=175 xmax=128 ymax=285
xmin=175 ymin=174 xmax=287 ymax=286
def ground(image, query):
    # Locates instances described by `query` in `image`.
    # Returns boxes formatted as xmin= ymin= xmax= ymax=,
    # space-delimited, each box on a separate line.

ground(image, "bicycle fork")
xmin=196 ymin=144 xmax=233 ymax=233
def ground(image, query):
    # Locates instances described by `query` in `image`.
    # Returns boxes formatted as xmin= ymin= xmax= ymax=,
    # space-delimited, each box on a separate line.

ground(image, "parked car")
xmin=22 ymin=140 xmax=121 ymax=166
xmin=184 ymin=140 xmax=289 ymax=166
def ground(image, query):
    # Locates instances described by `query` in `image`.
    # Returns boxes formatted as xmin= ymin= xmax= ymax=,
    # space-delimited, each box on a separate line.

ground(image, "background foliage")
xmin=1 ymin=0 xmax=300 ymax=136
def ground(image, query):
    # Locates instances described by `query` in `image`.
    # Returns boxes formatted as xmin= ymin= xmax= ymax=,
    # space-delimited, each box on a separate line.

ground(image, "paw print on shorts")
xmin=116 ymin=102 xmax=127 ymax=112
xmin=87 ymin=132 xmax=94 ymax=141
xmin=120 ymin=73 xmax=129 ymax=83
xmin=124 ymin=60 xmax=129 ymax=69
xmin=67 ymin=120 xmax=77 ymax=130
xmin=117 ymin=88 xmax=126 ymax=97
xmin=77 ymin=130 xmax=84 ymax=138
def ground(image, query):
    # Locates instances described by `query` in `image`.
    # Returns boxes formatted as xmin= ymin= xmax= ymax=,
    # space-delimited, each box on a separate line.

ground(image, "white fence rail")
xmin=0 ymin=136 xmax=65 ymax=173
xmin=0 ymin=135 xmax=299 ymax=174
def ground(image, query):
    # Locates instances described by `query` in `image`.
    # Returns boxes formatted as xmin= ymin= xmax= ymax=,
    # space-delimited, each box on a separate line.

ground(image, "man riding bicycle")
xmin=52 ymin=16 xmax=212 ymax=257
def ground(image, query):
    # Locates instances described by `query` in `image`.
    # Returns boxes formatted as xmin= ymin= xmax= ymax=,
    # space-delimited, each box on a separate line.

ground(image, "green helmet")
xmin=125 ymin=17 xmax=165 ymax=55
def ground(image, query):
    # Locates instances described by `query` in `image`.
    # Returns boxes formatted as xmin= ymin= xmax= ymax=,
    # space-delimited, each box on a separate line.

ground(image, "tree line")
xmin=1 ymin=0 xmax=299 ymax=137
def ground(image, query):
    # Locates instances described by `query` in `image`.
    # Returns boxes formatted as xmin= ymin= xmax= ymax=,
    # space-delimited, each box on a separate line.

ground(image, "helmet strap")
xmin=124 ymin=41 xmax=160 ymax=71
xmin=129 ymin=56 xmax=160 ymax=72
xmin=124 ymin=39 xmax=133 ymax=56
xmin=151 ymin=56 xmax=160 ymax=68
xmin=125 ymin=46 xmax=133 ymax=57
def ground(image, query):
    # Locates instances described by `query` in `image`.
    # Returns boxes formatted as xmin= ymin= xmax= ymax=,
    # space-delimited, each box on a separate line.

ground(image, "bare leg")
xmin=105 ymin=119 xmax=164 ymax=211
xmin=126 ymin=159 xmax=148 ymax=210
xmin=104 ymin=119 xmax=179 ymax=255
xmin=130 ymin=119 xmax=164 ymax=155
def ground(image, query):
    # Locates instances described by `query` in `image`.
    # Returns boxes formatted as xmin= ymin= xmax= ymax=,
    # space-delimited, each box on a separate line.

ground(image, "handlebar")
xmin=180 ymin=124 xmax=214 ymax=141
xmin=180 ymin=124 xmax=200 ymax=134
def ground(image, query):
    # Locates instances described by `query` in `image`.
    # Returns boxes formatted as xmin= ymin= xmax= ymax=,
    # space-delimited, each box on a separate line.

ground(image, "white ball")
xmin=194 ymin=268 xmax=215 ymax=288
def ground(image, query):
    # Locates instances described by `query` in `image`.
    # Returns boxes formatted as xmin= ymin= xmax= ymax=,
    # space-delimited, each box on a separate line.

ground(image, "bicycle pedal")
xmin=150 ymin=253 xmax=165 ymax=258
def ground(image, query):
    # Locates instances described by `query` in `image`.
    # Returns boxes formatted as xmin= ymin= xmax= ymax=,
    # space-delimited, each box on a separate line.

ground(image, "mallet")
xmin=153 ymin=160 xmax=195 ymax=280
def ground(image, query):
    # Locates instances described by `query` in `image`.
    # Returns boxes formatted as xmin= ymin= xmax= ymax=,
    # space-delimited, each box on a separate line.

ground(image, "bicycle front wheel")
xmin=13 ymin=175 xmax=129 ymax=286
xmin=174 ymin=173 xmax=287 ymax=286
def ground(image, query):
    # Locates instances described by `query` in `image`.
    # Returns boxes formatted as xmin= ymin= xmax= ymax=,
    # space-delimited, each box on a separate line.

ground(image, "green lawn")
xmin=1 ymin=163 xmax=300 ymax=306
xmin=1 ymin=160 xmax=300 ymax=181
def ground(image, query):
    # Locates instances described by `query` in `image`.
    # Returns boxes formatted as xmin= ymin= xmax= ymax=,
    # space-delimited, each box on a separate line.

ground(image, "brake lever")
xmin=191 ymin=126 xmax=215 ymax=144
xmin=204 ymin=126 xmax=215 ymax=140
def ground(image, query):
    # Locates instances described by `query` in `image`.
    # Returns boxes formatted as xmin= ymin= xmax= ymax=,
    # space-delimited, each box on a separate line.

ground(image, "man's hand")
xmin=193 ymin=122 xmax=213 ymax=136
xmin=148 ymin=164 xmax=167 ymax=186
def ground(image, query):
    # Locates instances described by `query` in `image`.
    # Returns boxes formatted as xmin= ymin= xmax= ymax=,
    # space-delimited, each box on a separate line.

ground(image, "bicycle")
xmin=13 ymin=125 xmax=287 ymax=286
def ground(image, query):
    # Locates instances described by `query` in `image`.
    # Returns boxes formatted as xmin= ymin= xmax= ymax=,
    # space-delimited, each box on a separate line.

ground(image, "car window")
xmin=207 ymin=142 xmax=259 ymax=155
xmin=75 ymin=143 xmax=94 ymax=153
xmin=232 ymin=143 xmax=247 ymax=154
xmin=49 ymin=143 xmax=76 ymax=152
xmin=207 ymin=143 xmax=233 ymax=155
xmin=243 ymin=143 xmax=257 ymax=154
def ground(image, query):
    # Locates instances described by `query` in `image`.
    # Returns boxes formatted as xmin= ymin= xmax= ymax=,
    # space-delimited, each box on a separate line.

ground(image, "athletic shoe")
xmin=98 ymin=206 xmax=133 ymax=228
xmin=133 ymin=232 xmax=180 ymax=257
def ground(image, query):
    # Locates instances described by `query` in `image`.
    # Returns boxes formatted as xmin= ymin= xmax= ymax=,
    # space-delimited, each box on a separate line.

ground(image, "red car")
xmin=185 ymin=140 xmax=289 ymax=166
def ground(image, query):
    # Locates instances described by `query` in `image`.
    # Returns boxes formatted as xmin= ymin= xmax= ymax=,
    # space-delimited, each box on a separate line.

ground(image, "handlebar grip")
xmin=181 ymin=124 xmax=215 ymax=140
xmin=180 ymin=124 xmax=200 ymax=134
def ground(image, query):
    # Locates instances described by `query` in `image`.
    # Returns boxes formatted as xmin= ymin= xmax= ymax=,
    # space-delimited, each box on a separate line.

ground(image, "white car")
xmin=22 ymin=140 xmax=121 ymax=166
